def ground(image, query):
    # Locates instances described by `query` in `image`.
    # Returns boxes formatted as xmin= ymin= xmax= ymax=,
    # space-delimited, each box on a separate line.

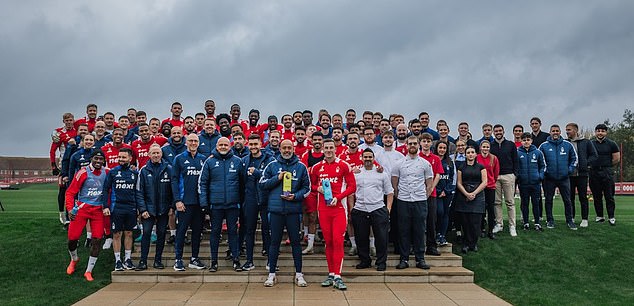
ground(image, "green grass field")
xmin=1 ymin=183 xmax=633 ymax=305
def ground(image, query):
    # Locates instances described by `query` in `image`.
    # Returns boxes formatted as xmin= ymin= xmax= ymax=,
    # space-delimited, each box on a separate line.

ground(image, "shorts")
xmin=303 ymin=192 xmax=318 ymax=214
xmin=68 ymin=205 xmax=104 ymax=241
xmin=111 ymin=211 xmax=137 ymax=232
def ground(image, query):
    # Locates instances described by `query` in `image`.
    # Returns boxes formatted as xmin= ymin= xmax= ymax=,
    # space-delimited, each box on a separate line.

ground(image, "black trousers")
xmin=140 ymin=214 xmax=169 ymax=262
xmin=569 ymin=176 xmax=589 ymax=220
xmin=426 ymin=197 xmax=437 ymax=249
xmin=397 ymin=199 xmax=427 ymax=262
xmin=389 ymin=198 xmax=399 ymax=252
xmin=481 ymin=188 xmax=496 ymax=233
xmin=589 ymin=169 xmax=616 ymax=219
xmin=351 ymin=207 xmax=390 ymax=266
xmin=460 ymin=212 xmax=481 ymax=249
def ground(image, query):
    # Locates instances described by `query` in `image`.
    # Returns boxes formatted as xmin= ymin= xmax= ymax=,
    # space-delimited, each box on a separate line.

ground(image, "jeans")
xmin=436 ymin=194 xmax=453 ymax=237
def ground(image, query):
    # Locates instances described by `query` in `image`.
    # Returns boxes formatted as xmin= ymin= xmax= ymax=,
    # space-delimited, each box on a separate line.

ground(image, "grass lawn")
xmin=1 ymin=183 xmax=633 ymax=305
xmin=457 ymin=194 xmax=634 ymax=306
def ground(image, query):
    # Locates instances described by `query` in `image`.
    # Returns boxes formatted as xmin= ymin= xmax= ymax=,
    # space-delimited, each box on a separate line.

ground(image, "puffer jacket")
xmin=198 ymin=149 xmax=244 ymax=209
xmin=517 ymin=145 xmax=545 ymax=185
xmin=538 ymin=136 xmax=577 ymax=180
xmin=259 ymin=154 xmax=310 ymax=215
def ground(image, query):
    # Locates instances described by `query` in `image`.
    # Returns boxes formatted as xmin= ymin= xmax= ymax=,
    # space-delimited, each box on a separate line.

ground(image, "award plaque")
xmin=322 ymin=179 xmax=333 ymax=205
xmin=283 ymin=172 xmax=292 ymax=196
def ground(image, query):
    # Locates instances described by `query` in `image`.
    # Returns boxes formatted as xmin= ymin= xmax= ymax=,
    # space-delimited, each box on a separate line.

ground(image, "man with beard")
xmin=260 ymin=139 xmax=311 ymax=287
xmin=103 ymin=112 xmax=117 ymax=134
xmin=589 ymin=124 xmax=620 ymax=226
xmin=65 ymin=150 xmax=108 ymax=281
xmin=216 ymin=113 xmax=232 ymax=138
xmin=103 ymin=148 xmax=138 ymax=271
xmin=280 ymin=114 xmax=295 ymax=141
xmin=565 ymin=123 xmax=597 ymax=227
xmin=171 ymin=134 xmax=207 ymax=271
xmin=332 ymin=127 xmax=348 ymax=156
xmin=162 ymin=102 xmax=184 ymax=128
xmin=74 ymin=103 xmax=98 ymax=132
xmin=375 ymin=130 xmax=405 ymax=253
xmin=136 ymin=144 xmax=173 ymax=270
xmin=199 ymin=137 xmax=246 ymax=272
xmin=300 ymin=132 xmax=324 ymax=255
xmin=343 ymin=109 xmax=356 ymax=131
xmin=302 ymin=110 xmax=314 ymax=128
xmin=241 ymin=135 xmax=275 ymax=269
xmin=198 ymin=118 xmax=220 ymax=158
xmin=359 ymin=126 xmax=384 ymax=156
xmin=409 ymin=119 xmax=423 ymax=138
xmin=245 ymin=109 xmax=267 ymax=139
xmin=132 ymin=123 xmax=161 ymax=169
xmin=395 ymin=123 xmax=409 ymax=148
xmin=372 ymin=112 xmax=383 ymax=135
xmin=338 ymin=131 xmax=363 ymax=255
xmin=362 ymin=111 xmax=373 ymax=128
xmin=377 ymin=119 xmax=391 ymax=146
xmin=530 ymin=117 xmax=550 ymax=148
xmin=490 ymin=125 xmax=520 ymax=237
xmin=229 ymin=103 xmax=248 ymax=131
xmin=292 ymin=111 xmax=304 ymax=128
xmin=231 ymin=132 xmax=249 ymax=158
xmin=319 ymin=114 xmax=333 ymax=138
xmin=183 ymin=116 xmax=197 ymax=135
xmin=264 ymin=130 xmax=282 ymax=157
xmin=293 ymin=126 xmax=310 ymax=158
xmin=204 ymin=99 xmax=216 ymax=120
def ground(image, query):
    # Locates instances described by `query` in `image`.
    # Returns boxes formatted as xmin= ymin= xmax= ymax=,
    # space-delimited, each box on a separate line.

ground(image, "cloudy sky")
xmin=1 ymin=0 xmax=632 ymax=157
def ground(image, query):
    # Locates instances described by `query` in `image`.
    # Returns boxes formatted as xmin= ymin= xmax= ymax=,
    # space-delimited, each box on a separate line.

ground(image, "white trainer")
xmin=580 ymin=220 xmax=589 ymax=228
xmin=509 ymin=226 xmax=517 ymax=237
xmin=264 ymin=274 xmax=276 ymax=287
xmin=295 ymin=273 xmax=308 ymax=287
xmin=370 ymin=247 xmax=377 ymax=257
xmin=492 ymin=224 xmax=503 ymax=234
xmin=102 ymin=238 xmax=113 ymax=250
xmin=302 ymin=246 xmax=314 ymax=255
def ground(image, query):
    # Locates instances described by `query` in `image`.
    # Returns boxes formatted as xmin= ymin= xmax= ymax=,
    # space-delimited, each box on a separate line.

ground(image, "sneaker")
xmin=439 ymin=235 xmax=449 ymax=246
xmin=188 ymin=258 xmax=206 ymax=270
xmin=66 ymin=259 xmax=79 ymax=275
xmin=348 ymin=246 xmax=357 ymax=256
xmin=376 ymin=264 xmax=386 ymax=271
xmin=264 ymin=274 xmax=276 ymax=287
xmin=356 ymin=262 xmax=371 ymax=269
xmin=425 ymin=248 xmax=441 ymax=256
xmin=114 ymin=260 xmax=124 ymax=271
xmin=546 ymin=221 xmax=555 ymax=229
xmin=295 ymin=273 xmax=308 ymax=287
xmin=242 ymin=262 xmax=256 ymax=271
xmin=167 ymin=235 xmax=175 ymax=244
xmin=302 ymin=246 xmax=314 ymax=255
xmin=261 ymin=250 xmax=268 ymax=257
xmin=134 ymin=235 xmax=142 ymax=242
xmin=523 ymin=223 xmax=530 ymax=230
xmin=609 ymin=218 xmax=616 ymax=226
xmin=83 ymin=272 xmax=94 ymax=282
xmin=370 ymin=247 xmax=377 ymax=257
xmin=209 ymin=261 xmax=218 ymax=272
xmin=580 ymin=220 xmax=589 ymax=228
xmin=153 ymin=261 xmax=165 ymax=269
xmin=416 ymin=260 xmax=431 ymax=270
xmin=321 ymin=275 xmax=335 ymax=287
xmin=596 ymin=217 xmax=605 ymax=223
xmin=333 ymin=278 xmax=347 ymax=290
xmin=509 ymin=226 xmax=517 ymax=237
xmin=233 ymin=260 xmax=242 ymax=272
xmin=173 ymin=259 xmax=186 ymax=271
xmin=136 ymin=260 xmax=148 ymax=271
xmin=102 ymin=238 xmax=113 ymax=250
xmin=225 ymin=250 xmax=233 ymax=260
xmin=534 ymin=224 xmax=543 ymax=231
xmin=396 ymin=261 xmax=409 ymax=269
xmin=492 ymin=224 xmax=503 ymax=234
xmin=265 ymin=263 xmax=280 ymax=272
xmin=567 ymin=221 xmax=578 ymax=230
xmin=124 ymin=258 xmax=136 ymax=270
xmin=84 ymin=238 xmax=92 ymax=248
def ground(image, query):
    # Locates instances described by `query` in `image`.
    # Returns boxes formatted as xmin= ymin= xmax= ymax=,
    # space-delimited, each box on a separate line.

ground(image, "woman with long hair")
xmin=434 ymin=141 xmax=456 ymax=246
xmin=476 ymin=140 xmax=500 ymax=239
xmin=454 ymin=146 xmax=487 ymax=253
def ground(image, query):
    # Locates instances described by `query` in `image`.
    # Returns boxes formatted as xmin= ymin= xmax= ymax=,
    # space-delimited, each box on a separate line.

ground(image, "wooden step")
xmin=111 ymin=266 xmax=474 ymax=283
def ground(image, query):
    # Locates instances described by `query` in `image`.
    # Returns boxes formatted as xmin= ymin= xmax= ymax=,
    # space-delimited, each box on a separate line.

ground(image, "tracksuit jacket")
xmin=161 ymin=138 xmax=186 ymax=165
xmin=538 ymin=137 xmax=578 ymax=181
xmin=242 ymin=151 xmax=276 ymax=207
xmin=567 ymin=135 xmax=597 ymax=176
xmin=517 ymin=145 xmax=545 ymax=185
xmin=197 ymin=129 xmax=221 ymax=158
xmin=103 ymin=164 xmax=138 ymax=213
xmin=136 ymin=161 xmax=175 ymax=216
xmin=171 ymin=151 xmax=206 ymax=206
xmin=259 ymin=154 xmax=311 ymax=215
xmin=68 ymin=147 xmax=94 ymax=182
xmin=198 ymin=150 xmax=245 ymax=210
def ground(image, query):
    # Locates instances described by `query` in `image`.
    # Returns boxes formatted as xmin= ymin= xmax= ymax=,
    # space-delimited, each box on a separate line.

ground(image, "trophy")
xmin=322 ymin=179 xmax=333 ymax=205
xmin=283 ymin=172 xmax=292 ymax=197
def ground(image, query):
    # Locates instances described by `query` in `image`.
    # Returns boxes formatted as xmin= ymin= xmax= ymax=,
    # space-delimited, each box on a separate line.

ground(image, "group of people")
xmin=52 ymin=101 xmax=621 ymax=288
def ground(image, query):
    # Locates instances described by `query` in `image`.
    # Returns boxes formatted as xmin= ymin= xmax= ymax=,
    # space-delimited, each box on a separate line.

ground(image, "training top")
xmin=103 ymin=164 xmax=138 ymax=213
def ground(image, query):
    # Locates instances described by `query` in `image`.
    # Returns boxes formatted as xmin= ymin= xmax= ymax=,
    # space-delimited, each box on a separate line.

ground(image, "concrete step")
xmin=111 ymin=266 xmax=474 ymax=283
xmin=130 ymin=252 xmax=463 ymax=267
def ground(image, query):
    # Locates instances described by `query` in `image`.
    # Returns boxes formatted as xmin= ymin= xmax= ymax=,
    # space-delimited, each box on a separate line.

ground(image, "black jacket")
xmin=568 ymin=135 xmax=598 ymax=176
xmin=490 ymin=139 xmax=519 ymax=176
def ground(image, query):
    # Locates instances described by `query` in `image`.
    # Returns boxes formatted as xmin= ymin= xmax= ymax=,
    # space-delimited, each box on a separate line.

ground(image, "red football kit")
xmin=301 ymin=150 xmax=325 ymax=213
xmin=162 ymin=117 xmax=184 ymax=127
xmin=310 ymin=158 xmax=356 ymax=275
xmin=335 ymin=143 xmax=348 ymax=156
xmin=65 ymin=166 xmax=109 ymax=241
xmin=281 ymin=128 xmax=295 ymax=142
xmin=74 ymin=117 xmax=96 ymax=132
xmin=101 ymin=143 xmax=133 ymax=169
xmin=132 ymin=137 xmax=162 ymax=168
xmin=50 ymin=127 xmax=77 ymax=167
xmin=293 ymin=141 xmax=310 ymax=159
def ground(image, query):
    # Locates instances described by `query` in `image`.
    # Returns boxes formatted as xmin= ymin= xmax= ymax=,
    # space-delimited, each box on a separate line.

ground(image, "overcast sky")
xmin=1 ymin=1 xmax=632 ymax=157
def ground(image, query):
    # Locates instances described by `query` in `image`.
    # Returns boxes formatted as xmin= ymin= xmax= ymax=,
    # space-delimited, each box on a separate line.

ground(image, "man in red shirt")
xmin=418 ymin=133 xmax=443 ymax=256
xmin=205 ymin=99 xmax=216 ymax=120
xmin=338 ymin=132 xmax=363 ymax=255
xmin=293 ymin=126 xmax=310 ymax=158
xmin=229 ymin=103 xmax=248 ymax=131
xmin=300 ymin=131 xmax=324 ymax=255
xmin=74 ymin=103 xmax=98 ymax=132
xmin=131 ymin=123 xmax=160 ymax=168
xmin=102 ymin=128 xmax=132 ymax=169
xmin=51 ymin=112 xmax=77 ymax=226
xmin=162 ymin=102 xmax=184 ymax=127
xmin=183 ymin=116 xmax=196 ymax=135
xmin=244 ymin=109 xmax=267 ymax=139
xmin=194 ymin=113 xmax=206 ymax=133
xmin=280 ymin=114 xmax=295 ymax=142
xmin=332 ymin=127 xmax=348 ymax=156
xmin=312 ymin=138 xmax=356 ymax=290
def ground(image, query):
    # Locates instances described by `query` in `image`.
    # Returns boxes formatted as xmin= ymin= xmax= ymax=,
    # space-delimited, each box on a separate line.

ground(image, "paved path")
xmin=74 ymin=282 xmax=511 ymax=306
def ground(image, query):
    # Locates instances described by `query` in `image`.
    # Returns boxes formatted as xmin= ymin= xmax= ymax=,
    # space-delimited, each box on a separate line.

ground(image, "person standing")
xmin=476 ymin=140 xmax=499 ymax=239
xmin=300 ymin=132 xmax=325 ymax=255
xmin=171 ymin=133 xmax=207 ymax=271
xmin=489 ymin=124 xmax=519 ymax=237
xmin=434 ymin=141 xmax=456 ymax=246
xmin=135 ymin=144 xmax=173 ymax=270
xmin=418 ymin=133 xmax=443 ymax=256
xmin=589 ymin=124 xmax=620 ymax=225
xmin=65 ymin=150 xmax=108 ymax=281
xmin=517 ymin=133 xmax=545 ymax=231
xmin=103 ymin=148 xmax=138 ymax=271
xmin=352 ymin=148 xmax=393 ymax=271
xmin=259 ymin=139 xmax=311 ymax=287
xmin=199 ymin=137 xmax=246 ymax=272
xmin=311 ymin=139 xmax=357 ymax=290
xmin=454 ymin=147 xmax=488 ymax=254
xmin=391 ymin=136 xmax=434 ymax=270
xmin=538 ymin=125 xmax=578 ymax=230
xmin=530 ymin=117 xmax=549 ymax=148
xmin=566 ymin=123 xmax=598 ymax=227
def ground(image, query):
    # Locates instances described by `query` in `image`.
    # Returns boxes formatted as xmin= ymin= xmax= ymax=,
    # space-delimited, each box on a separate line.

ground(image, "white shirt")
xmin=375 ymin=149 xmax=405 ymax=178
xmin=354 ymin=166 xmax=394 ymax=212
xmin=392 ymin=155 xmax=433 ymax=202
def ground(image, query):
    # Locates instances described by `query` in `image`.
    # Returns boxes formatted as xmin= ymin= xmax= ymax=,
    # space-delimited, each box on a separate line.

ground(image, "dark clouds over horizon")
xmin=1 ymin=0 xmax=632 ymax=157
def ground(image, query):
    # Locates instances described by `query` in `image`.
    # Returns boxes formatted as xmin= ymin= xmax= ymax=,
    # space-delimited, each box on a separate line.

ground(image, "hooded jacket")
xmin=517 ymin=145 xmax=545 ymax=185
xmin=539 ymin=136 xmax=578 ymax=181
xmin=161 ymin=137 xmax=186 ymax=165
xmin=136 ymin=161 xmax=174 ymax=216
